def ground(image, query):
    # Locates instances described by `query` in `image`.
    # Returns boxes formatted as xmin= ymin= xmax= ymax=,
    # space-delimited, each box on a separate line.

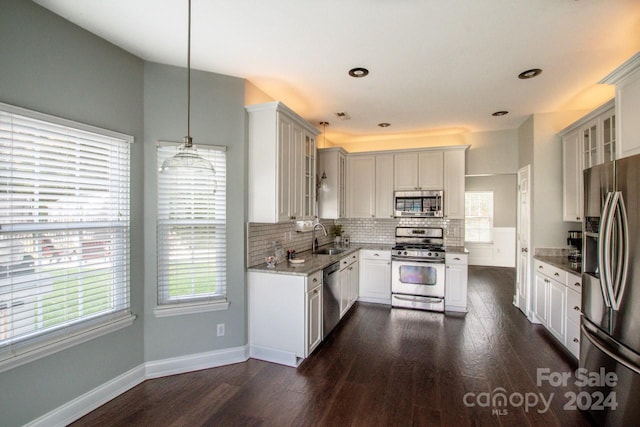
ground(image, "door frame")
xmin=515 ymin=165 xmax=532 ymax=316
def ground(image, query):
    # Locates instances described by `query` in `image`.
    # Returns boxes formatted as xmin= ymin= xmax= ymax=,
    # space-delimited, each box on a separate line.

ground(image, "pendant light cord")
xmin=185 ymin=0 xmax=193 ymax=147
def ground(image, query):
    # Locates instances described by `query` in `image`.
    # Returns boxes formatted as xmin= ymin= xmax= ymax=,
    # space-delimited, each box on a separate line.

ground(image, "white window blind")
xmin=465 ymin=191 xmax=494 ymax=243
xmin=0 ymin=103 xmax=132 ymax=366
xmin=157 ymin=143 xmax=226 ymax=307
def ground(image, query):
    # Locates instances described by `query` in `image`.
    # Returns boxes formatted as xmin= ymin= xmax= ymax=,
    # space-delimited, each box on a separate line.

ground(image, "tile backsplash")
xmin=247 ymin=217 xmax=464 ymax=267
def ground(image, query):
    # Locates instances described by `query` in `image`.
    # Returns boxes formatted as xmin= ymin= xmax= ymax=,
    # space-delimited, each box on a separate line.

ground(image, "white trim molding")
xmin=25 ymin=345 xmax=250 ymax=427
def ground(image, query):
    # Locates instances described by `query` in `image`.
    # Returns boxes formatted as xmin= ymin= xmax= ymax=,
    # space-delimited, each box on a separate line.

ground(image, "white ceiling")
xmin=35 ymin=0 xmax=640 ymax=145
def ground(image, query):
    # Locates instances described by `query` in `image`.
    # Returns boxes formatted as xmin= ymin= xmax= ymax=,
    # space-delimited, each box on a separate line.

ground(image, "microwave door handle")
xmin=598 ymin=192 xmax=613 ymax=308
xmin=610 ymin=192 xmax=629 ymax=311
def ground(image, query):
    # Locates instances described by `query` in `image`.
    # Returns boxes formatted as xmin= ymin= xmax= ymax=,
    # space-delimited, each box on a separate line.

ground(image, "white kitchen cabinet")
xmin=375 ymin=155 xmax=395 ymax=218
xmin=317 ymin=147 xmax=347 ymax=219
xmin=359 ymin=249 xmax=391 ymax=304
xmin=443 ymin=149 xmax=465 ymax=219
xmin=348 ymin=154 xmax=394 ymax=219
xmin=347 ymin=155 xmax=376 ymax=218
xmin=445 ymin=253 xmax=468 ymax=312
xmin=338 ymin=252 xmax=359 ymax=317
xmin=533 ymin=259 xmax=582 ymax=359
xmin=533 ymin=272 xmax=549 ymax=325
xmin=394 ymin=151 xmax=443 ymax=191
xmin=547 ymin=279 xmax=566 ymax=342
xmin=247 ymin=101 xmax=320 ymax=223
xmin=600 ymin=52 xmax=640 ymax=159
xmin=562 ymin=129 xmax=582 ymax=222
xmin=248 ymin=269 xmax=323 ymax=367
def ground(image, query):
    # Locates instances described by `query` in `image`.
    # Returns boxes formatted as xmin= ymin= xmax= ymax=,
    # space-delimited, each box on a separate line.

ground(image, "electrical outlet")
xmin=216 ymin=323 xmax=225 ymax=337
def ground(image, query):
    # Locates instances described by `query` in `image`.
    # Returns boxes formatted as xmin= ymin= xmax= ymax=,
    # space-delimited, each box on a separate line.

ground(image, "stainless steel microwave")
xmin=394 ymin=190 xmax=443 ymax=218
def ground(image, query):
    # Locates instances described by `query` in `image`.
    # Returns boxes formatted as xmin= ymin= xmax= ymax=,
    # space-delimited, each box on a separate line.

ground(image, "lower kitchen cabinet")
xmin=339 ymin=252 xmax=359 ymax=317
xmin=445 ymin=253 xmax=468 ymax=312
xmin=533 ymin=259 xmax=582 ymax=359
xmin=359 ymin=249 xmax=391 ymax=304
xmin=248 ymin=270 xmax=323 ymax=367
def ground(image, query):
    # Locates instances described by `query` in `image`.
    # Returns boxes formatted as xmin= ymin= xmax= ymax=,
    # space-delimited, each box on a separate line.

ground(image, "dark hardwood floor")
xmin=72 ymin=266 xmax=594 ymax=426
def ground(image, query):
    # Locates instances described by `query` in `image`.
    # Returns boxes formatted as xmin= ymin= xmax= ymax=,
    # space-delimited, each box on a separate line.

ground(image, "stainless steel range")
xmin=391 ymin=227 xmax=446 ymax=312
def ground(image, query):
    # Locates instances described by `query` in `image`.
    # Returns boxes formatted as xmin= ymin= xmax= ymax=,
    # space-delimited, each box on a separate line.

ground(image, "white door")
xmin=516 ymin=165 xmax=531 ymax=315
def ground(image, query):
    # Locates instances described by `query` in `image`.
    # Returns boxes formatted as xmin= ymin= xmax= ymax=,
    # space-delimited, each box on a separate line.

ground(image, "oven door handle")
xmin=393 ymin=294 xmax=444 ymax=303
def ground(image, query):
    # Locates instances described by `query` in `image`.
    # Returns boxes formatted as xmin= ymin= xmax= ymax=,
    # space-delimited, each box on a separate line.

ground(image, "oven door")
xmin=391 ymin=259 xmax=445 ymax=298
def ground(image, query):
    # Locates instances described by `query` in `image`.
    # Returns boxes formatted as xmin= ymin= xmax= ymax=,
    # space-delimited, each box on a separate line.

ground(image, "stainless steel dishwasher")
xmin=323 ymin=261 xmax=341 ymax=339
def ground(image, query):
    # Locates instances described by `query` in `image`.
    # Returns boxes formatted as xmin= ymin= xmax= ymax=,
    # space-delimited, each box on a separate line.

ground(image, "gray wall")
xmin=143 ymin=62 xmax=247 ymax=359
xmin=0 ymin=1 xmax=145 ymax=426
xmin=464 ymin=129 xmax=519 ymax=175
xmin=465 ymin=175 xmax=517 ymax=227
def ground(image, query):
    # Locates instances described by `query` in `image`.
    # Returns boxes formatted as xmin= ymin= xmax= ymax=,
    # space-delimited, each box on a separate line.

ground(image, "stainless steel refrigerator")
xmin=582 ymin=153 xmax=640 ymax=426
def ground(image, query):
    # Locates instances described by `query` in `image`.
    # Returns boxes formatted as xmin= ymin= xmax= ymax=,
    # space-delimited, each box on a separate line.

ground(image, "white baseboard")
xmin=27 ymin=345 xmax=250 ymax=427
xmin=25 ymin=364 xmax=146 ymax=427
xmin=145 ymin=344 xmax=249 ymax=379
xmin=249 ymin=344 xmax=299 ymax=367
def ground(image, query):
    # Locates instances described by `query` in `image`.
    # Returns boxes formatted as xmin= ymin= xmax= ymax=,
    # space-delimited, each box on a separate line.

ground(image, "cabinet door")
xmin=582 ymin=119 xmax=599 ymax=170
xmin=339 ymin=268 xmax=350 ymax=318
xmin=444 ymin=150 xmax=465 ymax=219
xmin=278 ymin=115 xmax=293 ymax=221
xmin=534 ymin=273 xmax=549 ymax=325
xmin=291 ymin=124 xmax=305 ymax=219
xmin=394 ymin=153 xmax=419 ymax=190
xmin=359 ymin=258 xmax=391 ymax=303
xmin=303 ymin=132 xmax=316 ymax=219
xmin=306 ymin=285 xmax=322 ymax=355
xmin=418 ymin=151 xmax=444 ymax=189
xmin=339 ymin=152 xmax=347 ymax=218
xmin=349 ymin=261 xmax=360 ymax=306
xmin=547 ymin=279 xmax=566 ymax=342
xmin=445 ymin=263 xmax=468 ymax=310
xmin=375 ymin=155 xmax=394 ymax=218
xmin=347 ymin=156 xmax=376 ymax=218
xmin=563 ymin=129 xmax=583 ymax=222
xmin=600 ymin=110 xmax=616 ymax=163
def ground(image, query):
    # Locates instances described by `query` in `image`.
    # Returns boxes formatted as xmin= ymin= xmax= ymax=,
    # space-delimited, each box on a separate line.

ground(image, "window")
xmin=156 ymin=142 xmax=227 ymax=314
xmin=465 ymin=191 xmax=494 ymax=243
xmin=0 ymin=103 xmax=132 ymax=370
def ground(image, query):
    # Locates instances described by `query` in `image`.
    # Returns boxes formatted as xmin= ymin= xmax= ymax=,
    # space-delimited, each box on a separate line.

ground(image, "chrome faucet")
xmin=311 ymin=222 xmax=328 ymax=253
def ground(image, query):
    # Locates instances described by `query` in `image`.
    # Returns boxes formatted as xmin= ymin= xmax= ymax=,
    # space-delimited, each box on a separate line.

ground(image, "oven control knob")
xmin=428 ymin=252 xmax=432 ymax=257
xmin=403 ymin=251 xmax=408 ymax=255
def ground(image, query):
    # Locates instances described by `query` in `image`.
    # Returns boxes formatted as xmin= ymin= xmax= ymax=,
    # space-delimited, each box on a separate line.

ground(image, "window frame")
xmin=464 ymin=191 xmax=494 ymax=244
xmin=155 ymin=141 xmax=228 ymax=317
xmin=0 ymin=102 xmax=134 ymax=373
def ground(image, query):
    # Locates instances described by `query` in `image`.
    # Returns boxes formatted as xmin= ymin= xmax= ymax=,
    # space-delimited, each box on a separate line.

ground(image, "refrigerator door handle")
xmin=610 ymin=192 xmax=630 ymax=311
xmin=599 ymin=192 xmax=614 ymax=308
xmin=582 ymin=323 xmax=640 ymax=376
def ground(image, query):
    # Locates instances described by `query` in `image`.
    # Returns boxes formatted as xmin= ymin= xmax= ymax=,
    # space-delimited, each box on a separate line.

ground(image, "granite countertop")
xmin=247 ymin=243 xmax=394 ymax=277
xmin=534 ymin=255 xmax=581 ymax=275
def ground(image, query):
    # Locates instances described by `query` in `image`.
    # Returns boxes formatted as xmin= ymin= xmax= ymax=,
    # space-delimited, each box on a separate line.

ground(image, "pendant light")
xmin=317 ymin=121 xmax=328 ymax=190
xmin=160 ymin=0 xmax=215 ymax=175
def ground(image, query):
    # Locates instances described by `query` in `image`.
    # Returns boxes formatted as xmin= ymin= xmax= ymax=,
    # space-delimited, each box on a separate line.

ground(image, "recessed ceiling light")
xmin=378 ymin=123 xmax=391 ymax=127
xmin=492 ymin=111 xmax=509 ymax=116
xmin=348 ymin=67 xmax=369 ymax=78
xmin=518 ymin=68 xmax=542 ymax=79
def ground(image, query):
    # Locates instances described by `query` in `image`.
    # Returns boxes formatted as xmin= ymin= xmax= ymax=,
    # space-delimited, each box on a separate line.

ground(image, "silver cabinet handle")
xmin=574 ymin=306 xmax=580 ymax=311
xmin=453 ymin=257 xmax=460 ymax=261
xmin=574 ymin=282 xmax=581 ymax=288
xmin=313 ymin=289 xmax=319 ymax=295
xmin=313 ymin=278 xmax=318 ymax=283
xmin=374 ymin=253 xmax=380 ymax=256
xmin=554 ymin=272 xmax=560 ymax=277
xmin=573 ymin=338 xmax=579 ymax=343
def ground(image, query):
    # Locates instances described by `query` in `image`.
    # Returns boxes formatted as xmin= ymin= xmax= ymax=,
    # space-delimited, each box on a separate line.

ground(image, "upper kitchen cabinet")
xmin=600 ymin=52 xmax=640 ymax=159
xmin=394 ymin=151 xmax=443 ymax=191
xmin=347 ymin=154 xmax=394 ymax=218
xmin=443 ymin=148 xmax=466 ymax=219
xmin=247 ymin=101 xmax=320 ymax=223
xmin=317 ymin=147 xmax=347 ymax=219
xmin=560 ymin=99 xmax=614 ymax=223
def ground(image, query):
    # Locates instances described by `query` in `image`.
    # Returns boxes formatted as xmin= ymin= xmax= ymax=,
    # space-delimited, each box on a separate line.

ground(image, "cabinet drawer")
xmin=360 ymin=249 xmax=391 ymax=261
xmin=535 ymin=261 xmax=566 ymax=283
xmin=340 ymin=252 xmax=359 ymax=268
xmin=567 ymin=288 xmax=581 ymax=325
xmin=307 ymin=270 xmax=322 ymax=291
xmin=445 ymin=253 xmax=468 ymax=265
xmin=567 ymin=272 xmax=582 ymax=294
xmin=566 ymin=319 xmax=581 ymax=359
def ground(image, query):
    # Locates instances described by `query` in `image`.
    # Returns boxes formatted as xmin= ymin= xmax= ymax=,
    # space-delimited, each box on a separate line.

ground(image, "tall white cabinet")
xmin=247 ymin=101 xmax=320 ymax=223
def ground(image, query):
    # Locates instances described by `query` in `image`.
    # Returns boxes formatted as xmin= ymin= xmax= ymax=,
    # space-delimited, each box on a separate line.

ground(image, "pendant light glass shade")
xmin=160 ymin=0 xmax=215 ymax=176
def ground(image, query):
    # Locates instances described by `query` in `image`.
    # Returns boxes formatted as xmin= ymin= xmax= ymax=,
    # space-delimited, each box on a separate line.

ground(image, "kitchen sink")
xmin=314 ymin=248 xmax=346 ymax=255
